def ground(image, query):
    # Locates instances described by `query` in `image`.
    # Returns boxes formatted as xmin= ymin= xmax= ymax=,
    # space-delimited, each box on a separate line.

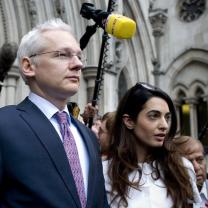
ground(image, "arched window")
xmin=196 ymin=87 xmax=208 ymax=144
xmin=178 ymin=90 xmax=190 ymax=135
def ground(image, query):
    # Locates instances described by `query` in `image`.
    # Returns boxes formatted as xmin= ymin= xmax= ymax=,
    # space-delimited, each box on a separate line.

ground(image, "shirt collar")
xmin=28 ymin=92 xmax=71 ymax=122
xmin=200 ymin=181 xmax=208 ymax=200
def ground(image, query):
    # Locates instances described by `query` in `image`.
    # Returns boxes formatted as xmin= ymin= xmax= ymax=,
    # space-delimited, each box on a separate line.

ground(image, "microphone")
xmin=104 ymin=14 xmax=136 ymax=39
xmin=0 ymin=42 xmax=18 ymax=92
xmin=0 ymin=42 xmax=18 ymax=82
xmin=80 ymin=3 xmax=136 ymax=49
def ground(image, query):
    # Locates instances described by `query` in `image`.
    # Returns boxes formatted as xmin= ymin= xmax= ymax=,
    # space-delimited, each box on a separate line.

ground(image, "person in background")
xmin=103 ymin=82 xmax=201 ymax=208
xmin=91 ymin=115 xmax=102 ymax=138
xmin=0 ymin=18 xmax=108 ymax=208
xmin=173 ymin=135 xmax=208 ymax=208
xmin=98 ymin=112 xmax=115 ymax=160
xmin=68 ymin=101 xmax=99 ymax=126
xmin=67 ymin=101 xmax=81 ymax=118
xmin=77 ymin=102 xmax=101 ymax=137
xmin=80 ymin=102 xmax=99 ymax=126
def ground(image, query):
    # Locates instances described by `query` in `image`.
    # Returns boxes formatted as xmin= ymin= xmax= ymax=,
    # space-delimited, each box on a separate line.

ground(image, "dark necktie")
xmin=55 ymin=112 xmax=86 ymax=208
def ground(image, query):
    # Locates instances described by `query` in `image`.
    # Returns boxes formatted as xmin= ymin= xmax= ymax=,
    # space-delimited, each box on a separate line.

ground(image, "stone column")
xmin=82 ymin=66 xmax=97 ymax=102
xmin=186 ymin=98 xmax=198 ymax=138
xmin=5 ymin=70 xmax=19 ymax=105
xmin=174 ymin=100 xmax=181 ymax=135
xmin=149 ymin=8 xmax=168 ymax=87
xmin=205 ymin=95 xmax=208 ymax=112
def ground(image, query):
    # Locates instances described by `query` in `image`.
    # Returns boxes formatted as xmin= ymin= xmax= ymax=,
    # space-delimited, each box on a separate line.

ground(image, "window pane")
xmin=180 ymin=103 xmax=190 ymax=135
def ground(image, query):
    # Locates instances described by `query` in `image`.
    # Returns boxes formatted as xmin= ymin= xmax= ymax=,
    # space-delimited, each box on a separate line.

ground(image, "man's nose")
xmin=192 ymin=160 xmax=201 ymax=171
xmin=70 ymin=56 xmax=84 ymax=70
xmin=72 ymin=55 xmax=84 ymax=64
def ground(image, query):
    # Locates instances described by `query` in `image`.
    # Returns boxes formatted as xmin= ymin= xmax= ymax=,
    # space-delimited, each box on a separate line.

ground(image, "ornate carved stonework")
xmin=149 ymin=8 xmax=168 ymax=37
xmin=27 ymin=0 xmax=37 ymax=27
xmin=82 ymin=66 xmax=98 ymax=102
xmin=0 ymin=0 xmax=8 ymax=42
xmin=54 ymin=0 xmax=66 ymax=20
xmin=178 ymin=0 xmax=206 ymax=22
xmin=149 ymin=0 xmax=156 ymax=11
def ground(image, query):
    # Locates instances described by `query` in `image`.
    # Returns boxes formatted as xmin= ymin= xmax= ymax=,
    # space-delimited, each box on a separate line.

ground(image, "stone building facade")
xmin=0 ymin=0 xmax=208 ymax=142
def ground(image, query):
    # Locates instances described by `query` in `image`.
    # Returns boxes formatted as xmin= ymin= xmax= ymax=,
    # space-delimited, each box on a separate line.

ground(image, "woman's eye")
xmin=165 ymin=115 xmax=171 ymax=122
xmin=149 ymin=113 xmax=158 ymax=119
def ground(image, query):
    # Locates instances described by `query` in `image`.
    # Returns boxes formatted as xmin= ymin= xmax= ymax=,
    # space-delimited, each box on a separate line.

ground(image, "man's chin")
xmin=197 ymin=179 xmax=204 ymax=189
xmin=67 ymin=85 xmax=79 ymax=95
xmin=68 ymin=90 xmax=78 ymax=97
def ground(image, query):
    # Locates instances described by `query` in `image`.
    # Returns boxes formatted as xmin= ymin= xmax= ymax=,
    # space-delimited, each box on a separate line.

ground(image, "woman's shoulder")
xmin=102 ymin=160 xmax=111 ymax=176
xmin=102 ymin=159 xmax=110 ymax=167
xmin=181 ymin=157 xmax=202 ymax=204
xmin=181 ymin=156 xmax=194 ymax=171
xmin=181 ymin=156 xmax=196 ymax=179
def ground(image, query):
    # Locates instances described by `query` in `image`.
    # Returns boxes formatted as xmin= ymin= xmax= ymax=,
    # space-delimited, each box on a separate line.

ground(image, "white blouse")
xmin=102 ymin=158 xmax=201 ymax=208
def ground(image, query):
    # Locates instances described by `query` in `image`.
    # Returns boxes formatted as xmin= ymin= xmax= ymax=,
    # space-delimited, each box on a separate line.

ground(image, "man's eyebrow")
xmin=59 ymin=47 xmax=81 ymax=53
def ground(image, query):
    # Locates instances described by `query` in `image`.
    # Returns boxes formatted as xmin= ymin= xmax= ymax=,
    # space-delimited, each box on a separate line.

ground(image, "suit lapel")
xmin=17 ymin=98 xmax=81 ymax=207
xmin=71 ymin=117 xmax=98 ymax=208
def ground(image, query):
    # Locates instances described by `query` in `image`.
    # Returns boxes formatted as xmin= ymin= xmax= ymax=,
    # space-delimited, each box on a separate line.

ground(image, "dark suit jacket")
xmin=0 ymin=98 xmax=109 ymax=208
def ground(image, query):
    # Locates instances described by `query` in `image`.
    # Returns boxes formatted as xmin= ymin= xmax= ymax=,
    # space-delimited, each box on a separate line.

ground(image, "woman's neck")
xmin=136 ymin=143 xmax=154 ymax=163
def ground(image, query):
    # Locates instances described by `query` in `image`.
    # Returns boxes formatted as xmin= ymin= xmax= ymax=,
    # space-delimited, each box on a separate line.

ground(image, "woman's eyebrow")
xmin=146 ymin=110 xmax=171 ymax=115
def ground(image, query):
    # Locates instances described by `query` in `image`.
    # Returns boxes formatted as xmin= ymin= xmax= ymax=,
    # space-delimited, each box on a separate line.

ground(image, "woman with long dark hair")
xmin=103 ymin=82 xmax=201 ymax=208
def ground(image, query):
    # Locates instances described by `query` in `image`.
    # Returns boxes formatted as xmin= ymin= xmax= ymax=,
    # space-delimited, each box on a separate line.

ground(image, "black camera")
xmin=80 ymin=3 xmax=109 ymax=29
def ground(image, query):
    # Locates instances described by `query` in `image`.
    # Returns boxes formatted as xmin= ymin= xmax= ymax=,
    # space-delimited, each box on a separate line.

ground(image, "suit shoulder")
xmin=0 ymin=105 xmax=20 ymax=123
xmin=73 ymin=117 xmax=98 ymax=140
xmin=0 ymin=98 xmax=28 ymax=115
xmin=0 ymin=105 xmax=17 ymax=113
xmin=75 ymin=118 xmax=95 ymax=135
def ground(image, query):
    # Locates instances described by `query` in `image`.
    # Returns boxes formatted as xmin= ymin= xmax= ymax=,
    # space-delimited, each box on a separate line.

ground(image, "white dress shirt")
xmin=28 ymin=92 xmax=89 ymax=196
xmin=103 ymin=157 xmax=201 ymax=208
xmin=198 ymin=180 xmax=208 ymax=208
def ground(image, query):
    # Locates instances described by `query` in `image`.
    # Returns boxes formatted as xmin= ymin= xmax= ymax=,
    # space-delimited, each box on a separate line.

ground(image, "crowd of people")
xmin=173 ymin=136 xmax=208 ymax=207
xmin=102 ymin=83 xmax=201 ymax=208
xmin=0 ymin=18 xmax=207 ymax=208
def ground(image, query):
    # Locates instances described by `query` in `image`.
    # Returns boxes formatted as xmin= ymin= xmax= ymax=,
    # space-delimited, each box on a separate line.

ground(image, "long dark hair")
xmin=107 ymin=82 xmax=194 ymax=208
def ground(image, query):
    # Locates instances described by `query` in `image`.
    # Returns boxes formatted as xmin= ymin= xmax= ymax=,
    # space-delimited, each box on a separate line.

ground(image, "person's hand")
xmin=81 ymin=103 xmax=98 ymax=124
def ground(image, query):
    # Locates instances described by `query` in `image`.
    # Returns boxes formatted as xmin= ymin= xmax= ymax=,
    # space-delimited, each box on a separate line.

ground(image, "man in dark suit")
xmin=0 ymin=18 xmax=109 ymax=208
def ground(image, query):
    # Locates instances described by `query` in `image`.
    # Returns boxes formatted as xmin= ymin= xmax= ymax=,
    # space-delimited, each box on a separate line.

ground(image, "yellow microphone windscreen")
xmin=105 ymin=14 xmax=136 ymax=39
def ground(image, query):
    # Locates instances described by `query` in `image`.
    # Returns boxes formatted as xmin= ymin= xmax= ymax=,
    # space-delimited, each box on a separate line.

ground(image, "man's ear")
xmin=21 ymin=57 xmax=36 ymax=78
xmin=122 ymin=114 xmax=135 ymax=130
